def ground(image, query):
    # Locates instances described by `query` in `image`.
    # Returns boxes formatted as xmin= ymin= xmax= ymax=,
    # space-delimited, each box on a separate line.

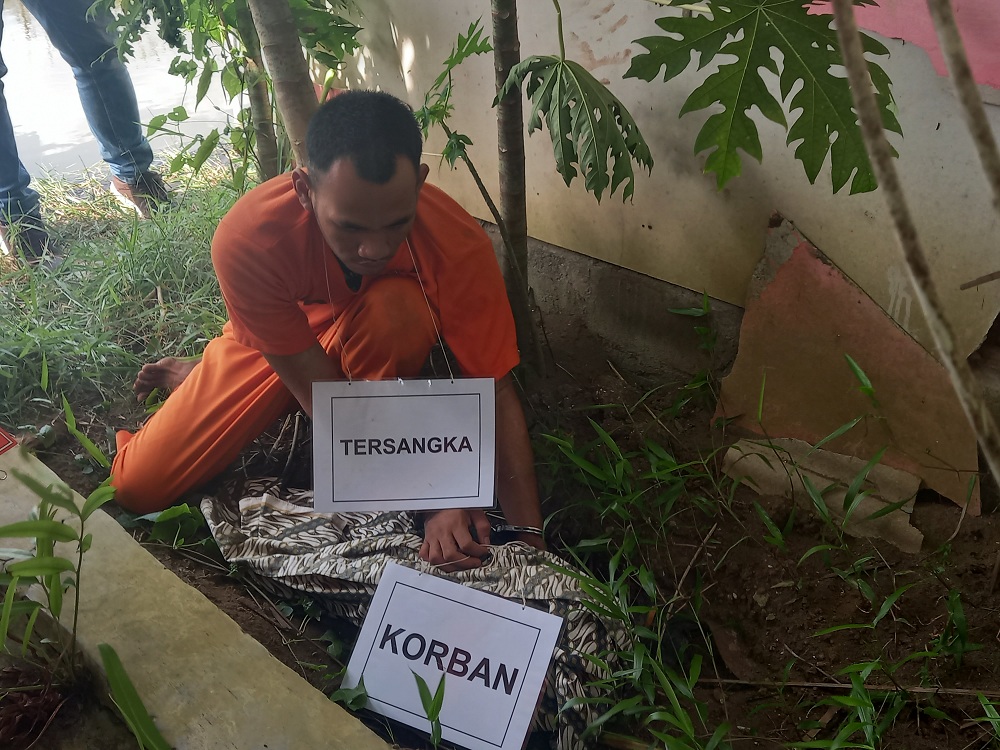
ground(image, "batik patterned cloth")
xmin=201 ymin=480 xmax=627 ymax=750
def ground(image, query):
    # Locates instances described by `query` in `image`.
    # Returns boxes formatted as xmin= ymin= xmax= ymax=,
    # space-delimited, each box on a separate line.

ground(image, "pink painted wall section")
xmin=810 ymin=0 xmax=1000 ymax=88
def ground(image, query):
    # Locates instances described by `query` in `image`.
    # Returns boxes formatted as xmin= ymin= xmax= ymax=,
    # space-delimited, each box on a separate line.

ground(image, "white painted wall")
xmin=335 ymin=0 xmax=1000 ymax=358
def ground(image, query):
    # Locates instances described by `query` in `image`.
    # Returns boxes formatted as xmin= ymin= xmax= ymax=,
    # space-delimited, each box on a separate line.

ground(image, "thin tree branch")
xmin=831 ymin=0 xmax=1000 ymax=499
xmin=927 ymin=0 xmax=1000 ymax=291
xmin=926 ymin=0 xmax=1000 ymax=218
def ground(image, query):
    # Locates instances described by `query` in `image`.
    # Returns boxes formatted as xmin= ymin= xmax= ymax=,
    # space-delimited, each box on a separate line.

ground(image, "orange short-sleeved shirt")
xmin=211 ymin=174 xmax=519 ymax=379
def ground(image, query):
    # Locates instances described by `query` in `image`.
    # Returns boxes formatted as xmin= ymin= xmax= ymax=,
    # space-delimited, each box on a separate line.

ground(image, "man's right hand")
xmin=419 ymin=508 xmax=491 ymax=572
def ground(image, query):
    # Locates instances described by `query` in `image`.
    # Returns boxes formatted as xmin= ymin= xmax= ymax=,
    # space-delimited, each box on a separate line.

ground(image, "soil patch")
xmin=18 ymin=318 xmax=1000 ymax=749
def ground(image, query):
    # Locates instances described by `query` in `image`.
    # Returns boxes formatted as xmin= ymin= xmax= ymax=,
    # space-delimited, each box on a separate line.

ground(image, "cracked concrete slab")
xmin=717 ymin=214 xmax=980 ymax=514
xmin=724 ymin=437 xmax=924 ymax=553
xmin=0 ymin=445 xmax=389 ymax=750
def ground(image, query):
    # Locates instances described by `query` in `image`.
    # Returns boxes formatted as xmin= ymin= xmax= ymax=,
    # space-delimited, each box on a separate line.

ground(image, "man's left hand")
xmin=419 ymin=508 xmax=491 ymax=572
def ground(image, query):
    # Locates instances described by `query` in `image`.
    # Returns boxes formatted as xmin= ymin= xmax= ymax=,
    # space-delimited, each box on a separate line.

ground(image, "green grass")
xmin=0 ymin=163 xmax=235 ymax=430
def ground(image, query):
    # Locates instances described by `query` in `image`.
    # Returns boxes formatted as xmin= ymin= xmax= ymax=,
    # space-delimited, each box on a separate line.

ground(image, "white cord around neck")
xmin=405 ymin=237 xmax=454 ymax=381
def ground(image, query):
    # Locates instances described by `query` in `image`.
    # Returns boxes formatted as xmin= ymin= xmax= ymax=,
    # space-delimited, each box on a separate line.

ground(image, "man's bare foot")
xmin=134 ymin=357 xmax=200 ymax=402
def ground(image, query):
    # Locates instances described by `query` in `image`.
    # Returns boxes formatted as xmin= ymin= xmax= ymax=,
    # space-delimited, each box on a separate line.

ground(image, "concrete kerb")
xmin=0 ymin=447 xmax=389 ymax=750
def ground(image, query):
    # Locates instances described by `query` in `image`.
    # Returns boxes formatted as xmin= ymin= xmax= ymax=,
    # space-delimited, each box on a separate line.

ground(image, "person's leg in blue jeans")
xmin=0 ymin=3 xmax=52 ymax=260
xmin=20 ymin=0 xmax=167 ymax=221
xmin=22 ymin=0 xmax=152 ymax=180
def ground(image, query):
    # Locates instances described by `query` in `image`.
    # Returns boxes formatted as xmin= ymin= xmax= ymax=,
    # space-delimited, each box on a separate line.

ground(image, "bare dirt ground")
xmin=26 ymin=316 xmax=1000 ymax=750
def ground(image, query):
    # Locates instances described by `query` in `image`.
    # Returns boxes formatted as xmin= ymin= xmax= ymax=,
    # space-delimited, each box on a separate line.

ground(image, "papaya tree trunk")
xmin=492 ymin=0 xmax=544 ymax=374
xmin=233 ymin=0 xmax=281 ymax=179
xmin=244 ymin=0 xmax=316 ymax=167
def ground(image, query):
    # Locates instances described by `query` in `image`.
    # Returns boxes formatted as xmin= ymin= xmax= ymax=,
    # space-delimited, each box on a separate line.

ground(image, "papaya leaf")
xmin=499 ymin=56 xmax=653 ymax=202
xmin=415 ymin=19 xmax=492 ymax=137
xmin=626 ymin=0 xmax=900 ymax=194
xmin=288 ymin=1 xmax=360 ymax=70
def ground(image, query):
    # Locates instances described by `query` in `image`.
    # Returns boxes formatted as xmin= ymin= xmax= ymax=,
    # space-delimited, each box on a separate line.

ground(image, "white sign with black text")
xmin=312 ymin=378 xmax=496 ymax=513
xmin=343 ymin=562 xmax=563 ymax=750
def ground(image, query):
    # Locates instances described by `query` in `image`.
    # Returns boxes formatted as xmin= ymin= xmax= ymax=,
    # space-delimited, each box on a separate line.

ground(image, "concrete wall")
xmin=334 ymin=0 xmax=1000 ymax=359
xmin=496 ymin=227 xmax=744 ymax=380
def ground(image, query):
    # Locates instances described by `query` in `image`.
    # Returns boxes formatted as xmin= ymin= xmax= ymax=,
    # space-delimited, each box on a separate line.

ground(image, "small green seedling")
xmin=413 ymin=671 xmax=446 ymax=749
xmin=976 ymin=694 xmax=1000 ymax=744
xmin=0 ymin=475 xmax=170 ymax=749
xmin=930 ymin=589 xmax=982 ymax=668
xmin=753 ymin=501 xmax=794 ymax=552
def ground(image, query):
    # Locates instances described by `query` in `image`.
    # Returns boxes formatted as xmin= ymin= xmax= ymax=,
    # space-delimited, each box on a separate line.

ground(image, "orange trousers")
xmin=111 ymin=276 xmax=438 ymax=512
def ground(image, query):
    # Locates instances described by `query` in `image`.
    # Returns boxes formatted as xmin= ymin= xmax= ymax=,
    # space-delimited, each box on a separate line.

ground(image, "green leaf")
xmin=441 ymin=131 xmax=473 ymax=169
xmin=798 ymin=544 xmax=840 ymax=565
xmin=46 ymin=566 xmax=64 ymax=619
xmin=433 ymin=19 xmax=493 ymax=93
xmin=841 ymin=446 xmax=887 ymax=524
xmin=626 ymin=0 xmax=900 ymax=193
xmin=499 ymin=56 xmax=653 ymax=202
xmin=8 ymin=555 xmax=76 ymax=578
xmin=289 ymin=2 xmax=361 ymax=68
xmin=0 ymin=576 xmax=19 ymax=651
xmin=845 ymin=354 xmax=879 ymax=406
xmin=146 ymin=113 xmax=169 ymax=136
xmin=196 ymin=59 xmax=217 ymax=107
xmin=0 ymin=519 xmax=79 ymax=543
xmin=11 ymin=470 xmax=77 ymax=516
xmin=872 ymin=583 xmax=916 ymax=627
xmin=62 ymin=395 xmax=110 ymax=469
xmin=330 ymin=676 xmax=368 ymax=711
xmin=147 ymin=503 xmax=207 ymax=547
xmin=430 ymin=672 xmax=446 ymax=718
xmin=813 ymin=622 xmax=872 ymax=636
xmin=21 ymin=603 xmax=40 ymax=658
xmin=863 ymin=495 xmax=913 ymax=521
xmin=167 ymin=105 xmax=189 ymax=122
xmin=807 ymin=415 xmax=864 ymax=456
xmin=588 ymin=418 xmax=624 ymax=460
xmin=581 ymin=694 xmax=645 ymax=738
xmin=99 ymin=644 xmax=173 ymax=750
xmin=920 ymin=705 xmax=952 ymax=722
xmin=191 ymin=130 xmax=221 ymax=171
xmin=413 ymin=670 xmax=435 ymax=715
xmin=81 ymin=484 xmax=116 ymax=521
xmin=753 ymin=501 xmax=786 ymax=550
xmin=220 ymin=61 xmax=243 ymax=102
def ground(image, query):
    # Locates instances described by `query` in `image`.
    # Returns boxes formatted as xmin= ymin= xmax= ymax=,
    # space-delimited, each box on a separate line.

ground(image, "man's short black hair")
xmin=306 ymin=90 xmax=422 ymax=183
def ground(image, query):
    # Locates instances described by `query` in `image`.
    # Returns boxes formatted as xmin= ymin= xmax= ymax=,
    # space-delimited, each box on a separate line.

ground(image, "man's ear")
xmin=417 ymin=163 xmax=430 ymax=190
xmin=291 ymin=167 xmax=314 ymax=213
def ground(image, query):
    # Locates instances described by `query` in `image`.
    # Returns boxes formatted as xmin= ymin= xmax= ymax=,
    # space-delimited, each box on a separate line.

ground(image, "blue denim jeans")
xmin=0 ymin=0 xmax=153 ymax=223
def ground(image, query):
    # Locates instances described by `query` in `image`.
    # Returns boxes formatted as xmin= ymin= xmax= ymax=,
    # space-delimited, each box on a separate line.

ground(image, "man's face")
xmin=294 ymin=156 xmax=429 ymax=276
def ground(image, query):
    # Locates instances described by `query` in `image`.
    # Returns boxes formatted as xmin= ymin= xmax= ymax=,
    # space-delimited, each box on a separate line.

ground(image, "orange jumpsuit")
xmin=111 ymin=176 xmax=518 ymax=512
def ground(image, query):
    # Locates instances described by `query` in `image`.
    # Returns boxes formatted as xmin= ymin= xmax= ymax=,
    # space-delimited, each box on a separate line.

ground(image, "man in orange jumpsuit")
xmin=110 ymin=91 xmax=544 ymax=571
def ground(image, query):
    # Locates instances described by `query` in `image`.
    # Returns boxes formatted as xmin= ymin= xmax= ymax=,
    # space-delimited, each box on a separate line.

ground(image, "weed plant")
xmin=0 ymin=475 xmax=171 ymax=748
xmin=541 ymin=415 xmax=734 ymax=748
xmin=0 ymin=164 xmax=236 ymax=429
xmin=537 ymin=349 xmax=997 ymax=748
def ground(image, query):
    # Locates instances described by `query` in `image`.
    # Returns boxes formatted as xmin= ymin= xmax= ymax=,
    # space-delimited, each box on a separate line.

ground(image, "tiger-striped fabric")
xmin=200 ymin=480 xmax=627 ymax=750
